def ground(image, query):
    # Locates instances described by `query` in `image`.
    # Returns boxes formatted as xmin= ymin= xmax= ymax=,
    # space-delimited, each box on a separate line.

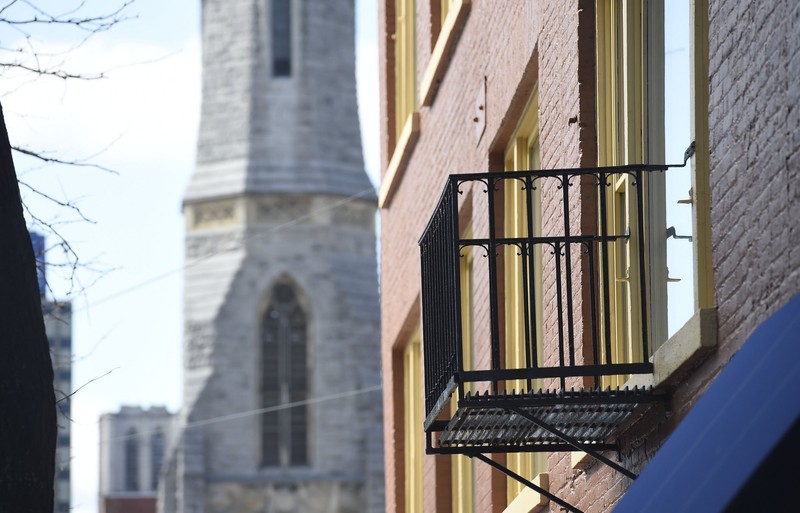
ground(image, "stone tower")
xmin=158 ymin=1 xmax=383 ymax=512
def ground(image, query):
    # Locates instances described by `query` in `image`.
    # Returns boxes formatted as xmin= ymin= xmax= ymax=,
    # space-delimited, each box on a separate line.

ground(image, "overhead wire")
xmin=72 ymin=185 xmax=378 ymax=312
xmin=96 ymin=384 xmax=383 ymax=446
xmin=66 ymin=185 xmax=385 ymax=448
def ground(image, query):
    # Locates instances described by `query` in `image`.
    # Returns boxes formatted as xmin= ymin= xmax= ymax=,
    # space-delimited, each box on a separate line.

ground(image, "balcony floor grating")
xmin=434 ymin=386 xmax=663 ymax=452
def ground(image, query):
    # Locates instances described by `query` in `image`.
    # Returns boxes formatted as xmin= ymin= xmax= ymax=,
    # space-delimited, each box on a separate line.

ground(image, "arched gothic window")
xmin=150 ymin=429 xmax=165 ymax=490
xmin=272 ymin=0 xmax=292 ymax=76
xmin=261 ymin=282 xmax=308 ymax=467
xmin=124 ymin=428 xmax=139 ymax=491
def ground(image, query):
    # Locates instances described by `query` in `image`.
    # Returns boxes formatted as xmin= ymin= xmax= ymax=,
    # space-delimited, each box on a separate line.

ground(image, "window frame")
xmin=260 ymin=280 xmax=309 ymax=468
xmin=595 ymin=0 xmax=714 ymax=384
xmin=501 ymin=89 xmax=548 ymax=503
xmin=403 ymin=329 xmax=424 ymax=513
xmin=124 ymin=427 xmax=139 ymax=491
xmin=451 ymin=227 xmax=475 ymax=513
xmin=271 ymin=0 xmax=293 ymax=77
xmin=150 ymin=429 xmax=165 ymax=490
xmin=378 ymin=0 xmax=422 ymax=208
xmin=395 ymin=0 xmax=417 ymax=141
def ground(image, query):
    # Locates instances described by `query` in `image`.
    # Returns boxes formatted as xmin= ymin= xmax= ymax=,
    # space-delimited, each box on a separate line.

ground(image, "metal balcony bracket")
xmin=472 ymin=453 xmax=584 ymax=513
xmin=509 ymin=407 xmax=638 ymax=480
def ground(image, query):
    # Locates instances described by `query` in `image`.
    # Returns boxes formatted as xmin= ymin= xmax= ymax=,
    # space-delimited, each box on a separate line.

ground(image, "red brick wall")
xmin=101 ymin=497 xmax=156 ymax=513
xmin=380 ymin=1 xmax=800 ymax=512
xmin=708 ymin=0 xmax=800 ymax=358
xmin=380 ymin=2 xmax=594 ymax=512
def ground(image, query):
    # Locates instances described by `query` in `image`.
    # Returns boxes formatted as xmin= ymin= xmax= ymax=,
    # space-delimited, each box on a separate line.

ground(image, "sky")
xmin=2 ymin=0 xmax=380 ymax=510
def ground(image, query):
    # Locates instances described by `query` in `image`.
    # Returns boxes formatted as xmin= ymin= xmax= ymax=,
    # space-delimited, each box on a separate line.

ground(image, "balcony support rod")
xmin=510 ymin=407 xmax=638 ymax=480
xmin=472 ymin=453 xmax=584 ymax=513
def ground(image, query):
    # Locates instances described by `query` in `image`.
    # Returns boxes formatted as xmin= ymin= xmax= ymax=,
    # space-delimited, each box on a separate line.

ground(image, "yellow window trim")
xmin=394 ymin=0 xmax=417 ymax=140
xmin=690 ymin=0 xmax=714 ymax=309
xmin=502 ymin=89 xmax=546 ymax=503
xmin=379 ymin=112 xmax=421 ymax=208
xmin=502 ymin=473 xmax=549 ymax=513
xmin=625 ymin=307 xmax=717 ymax=391
xmin=419 ymin=0 xmax=471 ymax=106
xmin=451 ymin=453 xmax=475 ymax=513
xmin=596 ymin=0 xmax=714 ymax=379
xmin=403 ymin=329 xmax=423 ymax=513
xmin=596 ymin=0 xmax=647 ymax=387
xmin=452 ymin=226 xmax=474 ymax=513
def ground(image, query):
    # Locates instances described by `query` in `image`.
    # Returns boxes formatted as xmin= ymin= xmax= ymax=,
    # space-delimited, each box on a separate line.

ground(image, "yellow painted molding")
xmin=571 ymin=450 xmax=592 ymax=470
xmin=419 ymin=0 xmax=471 ymax=106
xmin=651 ymin=307 xmax=717 ymax=388
xmin=503 ymin=473 xmax=549 ymax=513
xmin=625 ymin=308 xmax=717 ymax=391
xmin=379 ymin=112 xmax=420 ymax=208
xmin=691 ymin=0 xmax=715 ymax=310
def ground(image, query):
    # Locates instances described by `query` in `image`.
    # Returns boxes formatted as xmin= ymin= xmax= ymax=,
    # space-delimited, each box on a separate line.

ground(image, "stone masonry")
xmin=158 ymin=1 xmax=383 ymax=512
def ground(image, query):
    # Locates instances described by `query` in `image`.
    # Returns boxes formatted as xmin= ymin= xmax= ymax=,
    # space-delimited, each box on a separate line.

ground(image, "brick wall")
xmin=708 ymin=0 xmax=800 ymax=356
xmin=380 ymin=1 xmax=800 ymax=512
xmin=380 ymin=2 xmax=595 ymax=512
xmin=102 ymin=497 xmax=157 ymax=513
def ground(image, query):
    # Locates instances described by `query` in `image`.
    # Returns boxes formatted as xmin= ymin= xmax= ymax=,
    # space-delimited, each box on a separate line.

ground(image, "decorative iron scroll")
xmin=419 ymin=164 xmax=675 ymax=428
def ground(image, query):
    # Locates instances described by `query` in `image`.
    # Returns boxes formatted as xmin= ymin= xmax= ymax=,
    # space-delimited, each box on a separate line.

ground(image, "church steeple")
xmin=159 ymin=2 xmax=383 ymax=512
xmin=185 ymin=0 xmax=373 ymax=204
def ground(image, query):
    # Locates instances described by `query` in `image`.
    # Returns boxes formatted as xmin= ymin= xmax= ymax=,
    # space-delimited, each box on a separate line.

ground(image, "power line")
xmin=185 ymin=384 xmax=382 ymax=431
xmin=73 ymin=186 xmax=377 ymax=312
xmin=97 ymin=384 xmax=383 ymax=446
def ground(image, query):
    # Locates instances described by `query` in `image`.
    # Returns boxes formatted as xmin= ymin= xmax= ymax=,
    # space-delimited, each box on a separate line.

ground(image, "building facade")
xmin=159 ymin=1 xmax=383 ymax=512
xmin=99 ymin=406 xmax=175 ymax=513
xmin=32 ymin=231 xmax=73 ymax=513
xmin=378 ymin=1 xmax=799 ymax=513
xmin=44 ymin=300 xmax=72 ymax=513
xmin=42 ymin=301 xmax=72 ymax=512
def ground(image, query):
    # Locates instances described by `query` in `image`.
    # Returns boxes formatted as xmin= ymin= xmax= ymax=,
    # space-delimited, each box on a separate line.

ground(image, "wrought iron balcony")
xmin=419 ymin=165 xmax=672 ymax=457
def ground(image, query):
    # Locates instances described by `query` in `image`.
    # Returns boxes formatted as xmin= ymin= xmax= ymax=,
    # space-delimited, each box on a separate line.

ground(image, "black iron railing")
xmin=419 ymin=165 xmax=670 ymax=428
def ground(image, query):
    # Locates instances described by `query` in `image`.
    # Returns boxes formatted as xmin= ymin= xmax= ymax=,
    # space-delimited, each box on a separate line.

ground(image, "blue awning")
xmin=614 ymin=294 xmax=800 ymax=513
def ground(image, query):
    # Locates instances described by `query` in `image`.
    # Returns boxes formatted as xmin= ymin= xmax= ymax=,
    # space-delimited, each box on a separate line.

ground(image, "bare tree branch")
xmin=17 ymin=179 xmax=95 ymax=223
xmin=0 ymin=0 xmax=137 ymax=86
xmin=12 ymin=145 xmax=118 ymax=174
xmin=56 ymin=367 xmax=119 ymax=405
xmin=2 ymin=60 xmax=104 ymax=79
xmin=2 ymin=1 xmax=136 ymax=31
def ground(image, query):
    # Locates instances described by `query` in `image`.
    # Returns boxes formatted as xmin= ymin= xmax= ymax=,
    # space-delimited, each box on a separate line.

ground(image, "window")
xmin=124 ymin=428 xmax=139 ymax=491
xmin=452 ymin=228 xmax=475 ymax=513
xmin=654 ymin=0 xmax=696 ymax=337
xmin=596 ymin=0 xmax=711 ymax=375
xmin=502 ymin=90 xmax=547 ymax=502
xmin=150 ymin=429 xmax=165 ymax=490
xmin=261 ymin=281 xmax=308 ymax=467
xmin=380 ymin=0 xmax=426 ymax=208
xmin=59 ymin=399 xmax=71 ymax=417
xmin=394 ymin=0 xmax=416 ymax=142
xmin=404 ymin=331 xmax=423 ymax=513
xmin=56 ymin=368 xmax=71 ymax=382
xmin=272 ymin=0 xmax=292 ymax=76
xmin=596 ymin=0 xmax=646 ymax=386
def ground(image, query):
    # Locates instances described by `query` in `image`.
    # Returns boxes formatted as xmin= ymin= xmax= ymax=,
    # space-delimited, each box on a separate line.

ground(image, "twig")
xmin=57 ymin=367 xmax=119 ymax=405
xmin=13 ymin=146 xmax=118 ymax=174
